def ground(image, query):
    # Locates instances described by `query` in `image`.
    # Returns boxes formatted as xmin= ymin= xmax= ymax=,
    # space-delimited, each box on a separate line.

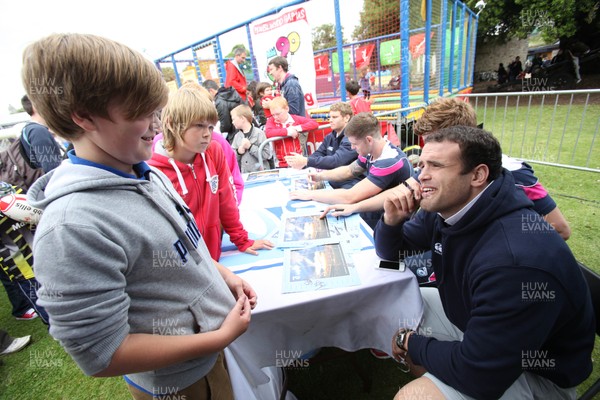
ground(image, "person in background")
xmin=231 ymin=104 xmax=272 ymax=173
xmin=290 ymin=112 xmax=412 ymax=229
xmin=225 ymin=46 xmax=248 ymax=102
xmin=20 ymin=95 xmax=63 ymax=174
xmin=150 ymin=87 xmax=274 ymax=260
xmin=285 ymin=102 xmax=362 ymax=189
xmin=246 ymin=81 xmax=266 ymax=128
xmin=257 ymin=82 xmax=276 ymax=120
xmin=359 ymin=66 xmax=375 ymax=100
xmin=322 ymin=97 xmax=571 ymax=241
xmin=497 ymin=63 xmax=508 ymax=85
xmin=0 ymin=329 xmax=31 ymax=356
xmin=25 ymin=33 xmax=255 ymax=399
xmin=264 ymin=97 xmax=318 ymax=168
xmin=265 ymin=56 xmax=306 ymax=117
xmin=155 ymin=82 xmax=244 ymax=205
xmin=346 ymin=80 xmax=373 ymax=115
xmin=202 ymin=79 xmax=243 ymax=144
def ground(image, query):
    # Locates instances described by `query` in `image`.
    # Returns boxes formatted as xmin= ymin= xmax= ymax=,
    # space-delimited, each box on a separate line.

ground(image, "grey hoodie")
xmin=28 ymin=160 xmax=235 ymax=392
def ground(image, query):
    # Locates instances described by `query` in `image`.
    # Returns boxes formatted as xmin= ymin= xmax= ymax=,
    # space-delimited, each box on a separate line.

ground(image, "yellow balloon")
xmin=288 ymin=32 xmax=301 ymax=54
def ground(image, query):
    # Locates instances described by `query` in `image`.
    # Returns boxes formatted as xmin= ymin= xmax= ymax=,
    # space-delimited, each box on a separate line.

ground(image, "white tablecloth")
xmin=221 ymin=175 xmax=423 ymax=399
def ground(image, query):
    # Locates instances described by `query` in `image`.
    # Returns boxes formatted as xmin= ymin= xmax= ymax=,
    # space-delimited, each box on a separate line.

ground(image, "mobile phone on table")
xmin=376 ymin=259 xmax=406 ymax=272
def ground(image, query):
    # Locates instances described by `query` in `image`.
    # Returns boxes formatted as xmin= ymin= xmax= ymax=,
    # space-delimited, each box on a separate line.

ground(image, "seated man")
xmin=324 ymin=97 xmax=571 ymax=240
xmin=285 ymin=102 xmax=362 ymax=189
xmin=290 ymin=112 xmax=412 ymax=228
xmin=264 ymin=96 xmax=318 ymax=168
xmin=375 ymin=126 xmax=594 ymax=400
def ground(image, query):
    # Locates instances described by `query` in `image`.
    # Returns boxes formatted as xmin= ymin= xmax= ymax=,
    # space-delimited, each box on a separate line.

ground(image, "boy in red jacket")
xmin=264 ymin=97 xmax=318 ymax=168
xmin=149 ymin=87 xmax=274 ymax=260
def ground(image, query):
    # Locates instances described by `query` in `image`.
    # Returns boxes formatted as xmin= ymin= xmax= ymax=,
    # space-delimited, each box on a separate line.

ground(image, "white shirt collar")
xmin=442 ymin=181 xmax=494 ymax=226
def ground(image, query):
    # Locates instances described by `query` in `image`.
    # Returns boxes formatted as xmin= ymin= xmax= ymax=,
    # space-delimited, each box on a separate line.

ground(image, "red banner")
xmin=314 ymin=54 xmax=330 ymax=76
xmin=354 ymin=44 xmax=375 ymax=69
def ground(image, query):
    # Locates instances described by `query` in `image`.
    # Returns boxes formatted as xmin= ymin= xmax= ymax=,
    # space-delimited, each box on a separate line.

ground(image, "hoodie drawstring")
xmin=168 ymin=158 xmax=188 ymax=196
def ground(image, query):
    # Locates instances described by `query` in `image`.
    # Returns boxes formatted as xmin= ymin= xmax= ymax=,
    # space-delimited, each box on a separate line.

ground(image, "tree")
xmin=465 ymin=0 xmax=600 ymax=47
xmin=161 ymin=66 xmax=176 ymax=82
xmin=312 ymin=24 xmax=342 ymax=51
xmin=352 ymin=0 xmax=400 ymax=42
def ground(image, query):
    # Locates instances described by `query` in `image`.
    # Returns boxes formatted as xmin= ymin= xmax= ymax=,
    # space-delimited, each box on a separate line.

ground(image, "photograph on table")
xmin=291 ymin=177 xmax=325 ymax=191
xmin=282 ymin=241 xmax=361 ymax=293
xmin=278 ymin=210 xmax=349 ymax=248
xmin=245 ymin=169 xmax=280 ymax=184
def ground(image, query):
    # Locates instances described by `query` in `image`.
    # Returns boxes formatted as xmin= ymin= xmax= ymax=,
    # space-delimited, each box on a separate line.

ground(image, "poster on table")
xmin=250 ymin=4 xmax=318 ymax=109
xmin=282 ymin=241 xmax=361 ymax=293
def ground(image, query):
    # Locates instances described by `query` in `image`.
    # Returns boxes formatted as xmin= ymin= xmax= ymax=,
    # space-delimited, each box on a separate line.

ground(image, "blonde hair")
xmin=22 ymin=33 xmax=168 ymax=141
xmin=231 ymin=104 xmax=253 ymax=124
xmin=161 ymin=87 xmax=218 ymax=152
xmin=414 ymin=97 xmax=477 ymax=136
xmin=269 ymin=96 xmax=288 ymax=110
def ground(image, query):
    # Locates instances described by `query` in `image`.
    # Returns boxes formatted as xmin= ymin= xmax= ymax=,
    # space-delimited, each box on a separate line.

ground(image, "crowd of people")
xmin=1 ymin=32 xmax=594 ymax=400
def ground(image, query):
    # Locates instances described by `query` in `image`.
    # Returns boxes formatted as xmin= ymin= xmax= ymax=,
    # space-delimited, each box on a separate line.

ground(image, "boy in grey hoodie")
xmin=23 ymin=33 xmax=256 ymax=399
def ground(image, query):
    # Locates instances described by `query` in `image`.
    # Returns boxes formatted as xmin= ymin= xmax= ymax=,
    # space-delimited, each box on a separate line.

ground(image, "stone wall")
xmin=474 ymin=38 xmax=529 ymax=81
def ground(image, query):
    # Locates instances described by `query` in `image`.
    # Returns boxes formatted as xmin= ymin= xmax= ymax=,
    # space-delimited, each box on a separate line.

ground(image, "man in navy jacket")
xmin=375 ymin=126 xmax=594 ymax=399
xmin=285 ymin=102 xmax=362 ymax=189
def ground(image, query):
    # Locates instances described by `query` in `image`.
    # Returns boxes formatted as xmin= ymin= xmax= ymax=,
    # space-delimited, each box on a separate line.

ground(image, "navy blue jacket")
xmin=279 ymin=73 xmax=305 ymax=117
xmin=374 ymin=170 xmax=594 ymax=399
xmin=21 ymin=122 xmax=63 ymax=173
xmin=307 ymin=129 xmax=361 ymax=189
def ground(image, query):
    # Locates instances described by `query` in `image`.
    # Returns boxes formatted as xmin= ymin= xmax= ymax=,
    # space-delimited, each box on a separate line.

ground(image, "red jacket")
xmin=225 ymin=61 xmax=247 ymax=102
xmin=264 ymin=114 xmax=319 ymax=167
xmin=148 ymin=140 xmax=252 ymax=260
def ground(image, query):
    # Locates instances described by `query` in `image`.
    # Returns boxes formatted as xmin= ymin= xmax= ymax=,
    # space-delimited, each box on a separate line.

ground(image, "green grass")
xmin=473 ymin=98 xmax=600 ymax=169
xmin=2 ymin=165 xmax=597 ymax=399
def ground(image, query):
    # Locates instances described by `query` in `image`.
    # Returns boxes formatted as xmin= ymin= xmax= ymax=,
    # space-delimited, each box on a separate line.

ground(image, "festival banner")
xmin=314 ymin=54 xmax=330 ymax=76
xmin=250 ymin=5 xmax=318 ymax=109
xmin=354 ymin=44 xmax=375 ymax=69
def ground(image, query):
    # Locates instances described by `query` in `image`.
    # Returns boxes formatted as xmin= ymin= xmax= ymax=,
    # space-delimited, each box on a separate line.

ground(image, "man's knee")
xmin=394 ymin=376 xmax=446 ymax=400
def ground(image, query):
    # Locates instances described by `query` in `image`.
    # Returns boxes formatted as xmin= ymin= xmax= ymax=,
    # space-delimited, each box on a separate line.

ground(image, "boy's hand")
xmin=221 ymin=295 xmax=251 ymax=340
xmin=244 ymin=239 xmax=275 ymax=256
xmin=241 ymin=138 xmax=251 ymax=150
xmin=284 ymin=152 xmax=307 ymax=169
xmin=286 ymin=127 xmax=299 ymax=139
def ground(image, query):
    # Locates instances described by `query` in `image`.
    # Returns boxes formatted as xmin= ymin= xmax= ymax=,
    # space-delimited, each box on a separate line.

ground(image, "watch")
xmin=395 ymin=328 xmax=414 ymax=351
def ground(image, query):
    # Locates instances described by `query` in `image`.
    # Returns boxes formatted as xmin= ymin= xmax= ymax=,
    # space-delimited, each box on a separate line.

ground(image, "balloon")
xmin=276 ymin=37 xmax=290 ymax=57
xmin=288 ymin=32 xmax=300 ymax=54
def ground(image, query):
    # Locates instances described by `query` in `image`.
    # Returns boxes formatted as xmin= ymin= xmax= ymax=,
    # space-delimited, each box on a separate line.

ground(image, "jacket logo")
xmin=434 ymin=242 xmax=443 ymax=255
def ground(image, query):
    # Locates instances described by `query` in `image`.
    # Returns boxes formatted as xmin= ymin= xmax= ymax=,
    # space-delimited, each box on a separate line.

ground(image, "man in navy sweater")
xmin=285 ymin=102 xmax=362 ymax=189
xmin=375 ymin=126 xmax=594 ymax=399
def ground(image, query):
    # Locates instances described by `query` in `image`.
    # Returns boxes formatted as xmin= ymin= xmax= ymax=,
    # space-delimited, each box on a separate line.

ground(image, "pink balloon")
xmin=276 ymin=37 xmax=290 ymax=57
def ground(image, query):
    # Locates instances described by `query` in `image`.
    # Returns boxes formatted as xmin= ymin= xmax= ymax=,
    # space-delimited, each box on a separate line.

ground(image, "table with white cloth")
xmin=220 ymin=170 xmax=423 ymax=400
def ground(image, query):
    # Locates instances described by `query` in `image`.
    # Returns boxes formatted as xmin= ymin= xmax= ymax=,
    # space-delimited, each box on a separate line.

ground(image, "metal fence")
xmin=462 ymin=89 xmax=600 ymax=172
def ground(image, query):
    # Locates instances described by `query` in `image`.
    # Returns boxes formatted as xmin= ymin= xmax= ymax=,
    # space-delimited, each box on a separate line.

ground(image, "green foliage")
xmin=225 ymin=44 xmax=249 ymax=58
xmin=465 ymin=0 xmax=600 ymax=44
xmin=161 ymin=66 xmax=175 ymax=82
xmin=312 ymin=23 xmax=342 ymax=51
xmin=352 ymin=0 xmax=400 ymax=41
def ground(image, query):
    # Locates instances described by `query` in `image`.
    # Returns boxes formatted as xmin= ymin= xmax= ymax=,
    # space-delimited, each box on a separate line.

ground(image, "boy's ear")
xmin=71 ymin=111 xmax=96 ymax=132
